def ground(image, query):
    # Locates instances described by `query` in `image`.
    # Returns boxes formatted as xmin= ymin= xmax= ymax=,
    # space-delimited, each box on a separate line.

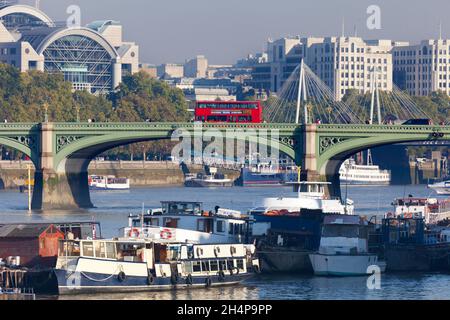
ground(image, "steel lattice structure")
xmin=42 ymin=35 xmax=113 ymax=94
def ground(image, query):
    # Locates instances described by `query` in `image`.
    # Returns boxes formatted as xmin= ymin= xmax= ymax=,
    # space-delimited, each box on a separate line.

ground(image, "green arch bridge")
xmin=1 ymin=122 xmax=449 ymax=210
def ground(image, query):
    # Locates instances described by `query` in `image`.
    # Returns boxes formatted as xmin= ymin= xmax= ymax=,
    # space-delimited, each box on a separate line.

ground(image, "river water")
xmin=1 ymin=184 xmax=450 ymax=300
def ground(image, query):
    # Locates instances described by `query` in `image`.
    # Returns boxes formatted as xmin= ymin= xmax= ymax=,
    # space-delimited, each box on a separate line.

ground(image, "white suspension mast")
xmin=295 ymin=60 xmax=308 ymax=124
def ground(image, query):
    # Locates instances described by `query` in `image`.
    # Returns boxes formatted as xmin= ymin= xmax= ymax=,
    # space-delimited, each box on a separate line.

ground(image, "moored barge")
xmin=54 ymin=238 xmax=260 ymax=294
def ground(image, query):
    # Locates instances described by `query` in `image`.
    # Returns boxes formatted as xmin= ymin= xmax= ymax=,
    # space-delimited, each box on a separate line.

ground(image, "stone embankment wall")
xmin=0 ymin=161 xmax=240 ymax=189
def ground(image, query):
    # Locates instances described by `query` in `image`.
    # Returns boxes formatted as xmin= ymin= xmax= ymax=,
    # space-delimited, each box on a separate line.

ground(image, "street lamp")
xmin=43 ymin=103 xmax=49 ymax=123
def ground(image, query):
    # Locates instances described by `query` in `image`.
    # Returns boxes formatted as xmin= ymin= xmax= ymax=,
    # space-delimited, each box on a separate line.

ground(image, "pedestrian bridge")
xmin=0 ymin=122 xmax=449 ymax=210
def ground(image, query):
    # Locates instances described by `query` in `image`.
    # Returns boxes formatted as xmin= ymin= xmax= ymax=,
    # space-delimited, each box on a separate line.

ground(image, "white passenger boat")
xmin=309 ymin=215 xmax=386 ymax=276
xmin=339 ymin=158 xmax=391 ymax=185
xmin=387 ymin=197 xmax=450 ymax=225
xmin=428 ymin=180 xmax=450 ymax=195
xmin=89 ymin=175 xmax=130 ymax=190
xmin=54 ymin=238 xmax=260 ymax=294
xmin=251 ymin=181 xmax=354 ymax=216
xmin=125 ymin=201 xmax=253 ymax=244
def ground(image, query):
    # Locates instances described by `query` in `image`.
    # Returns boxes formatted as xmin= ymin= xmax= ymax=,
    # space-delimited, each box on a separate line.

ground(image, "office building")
xmin=393 ymin=39 xmax=450 ymax=96
xmin=251 ymin=36 xmax=393 ymax=100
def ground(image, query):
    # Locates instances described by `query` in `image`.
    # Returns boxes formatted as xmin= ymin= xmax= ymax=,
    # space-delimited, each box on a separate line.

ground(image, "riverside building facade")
xmin=250 ymin=36 xmax=393 ymax=101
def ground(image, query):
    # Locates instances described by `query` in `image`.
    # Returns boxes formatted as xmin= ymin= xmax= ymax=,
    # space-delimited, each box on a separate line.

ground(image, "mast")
xmin=295 ymin=60 xmax=305 ymax=124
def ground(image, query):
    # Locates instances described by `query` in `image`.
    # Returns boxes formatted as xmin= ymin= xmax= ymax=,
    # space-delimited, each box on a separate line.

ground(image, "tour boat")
xmin=339 ymin=158 xmax=391 ymax=185
xmin=387 ymin=197 xmax=450 ymax=225
xmin=309 ymin=215 xmax=386 ymax=276
xmin=248 ymin=182 xmax=355 ymax=273
xmin=428 ymin=180 xmax=450 ymax=195
xmin=125 ymin=201 xmax=253 ymax=244
xmin=89 ymin=175 xmax=130 ymax=190
xmin=54 ymin=238 xmax=260 ymax=294
xmin=184 ymin=167 xmax=234 ymax=187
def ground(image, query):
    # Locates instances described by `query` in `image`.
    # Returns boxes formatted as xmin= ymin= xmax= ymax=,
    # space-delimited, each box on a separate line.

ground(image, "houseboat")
xmin=309 ymin=215 xmax=386 ymax=276
xmin=54 ymin=238 xmax=260 ymax=294
xmin=89 ymin=175 xmax=130 ymax=190
xmin=248 ymin=182 xmax=355 ymax=273
xmin=388 ymin=197 xmax=450 ymax=225
xmin=125 ymin=201 xmax=253 ymax=244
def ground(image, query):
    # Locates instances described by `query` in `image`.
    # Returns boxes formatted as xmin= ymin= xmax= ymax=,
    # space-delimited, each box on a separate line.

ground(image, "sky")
xmin=16 ymin=0 xmax=450 ymax=65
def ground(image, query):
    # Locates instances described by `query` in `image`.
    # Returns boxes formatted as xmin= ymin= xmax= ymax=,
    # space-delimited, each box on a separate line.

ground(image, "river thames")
xmin=1 ymin=184 xmax=450 ymax=300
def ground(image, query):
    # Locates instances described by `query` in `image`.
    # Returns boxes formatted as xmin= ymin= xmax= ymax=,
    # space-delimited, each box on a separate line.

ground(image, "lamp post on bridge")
xmin=43 ymin=103 xmax=49 ymax=123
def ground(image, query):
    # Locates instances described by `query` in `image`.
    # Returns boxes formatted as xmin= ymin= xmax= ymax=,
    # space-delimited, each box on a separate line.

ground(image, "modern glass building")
xmin=0 ymin=4 xmax=139 ymax=94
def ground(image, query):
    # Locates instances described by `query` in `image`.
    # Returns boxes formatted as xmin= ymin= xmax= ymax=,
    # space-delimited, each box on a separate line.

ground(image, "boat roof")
xmin=286 ymin=181 xmax=331 ymax=185
xmin=160 ymin=201 xmax=203 ymax=204
xmin=323 ymin=215 xmax=361 ymax=225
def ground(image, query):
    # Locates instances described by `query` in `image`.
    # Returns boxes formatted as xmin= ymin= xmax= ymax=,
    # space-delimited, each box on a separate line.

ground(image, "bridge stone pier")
xmin=0 ymin=122 xmax=448 ymax=211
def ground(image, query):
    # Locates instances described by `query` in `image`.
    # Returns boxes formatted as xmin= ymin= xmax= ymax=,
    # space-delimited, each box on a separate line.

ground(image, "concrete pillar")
xmin=112 ymin=59 xmax=122 ymax=90
xmin=32 ymin=123 xmax=93 ymax=210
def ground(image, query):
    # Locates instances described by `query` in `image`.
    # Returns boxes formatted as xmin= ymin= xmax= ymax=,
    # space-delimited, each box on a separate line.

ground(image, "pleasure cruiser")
xmin=89 ymin=175 xmax=130 ymax=190
xmin=428 ymin=180 xmax=450 ymax=195
xmin=339 ymin=158 xmax=391 ymax=185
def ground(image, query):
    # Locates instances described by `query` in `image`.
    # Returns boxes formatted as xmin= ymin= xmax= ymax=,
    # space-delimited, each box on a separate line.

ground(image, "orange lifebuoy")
xmin=128 ymin=228 xmax=140 ymax=238
xmin=160 ymin=228 xmax=173 ymax=240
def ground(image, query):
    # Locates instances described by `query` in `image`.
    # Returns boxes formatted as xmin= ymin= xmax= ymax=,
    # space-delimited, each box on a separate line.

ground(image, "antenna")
xmin=353 ymin=25 xmax=358 ymax=37
xmin=341 ymin=18 xmax=345 ymax=38
xmin=439 ymin=21 xmax=443 ymax=40
xmin=35 ymin=0 xmax=40 ymax=9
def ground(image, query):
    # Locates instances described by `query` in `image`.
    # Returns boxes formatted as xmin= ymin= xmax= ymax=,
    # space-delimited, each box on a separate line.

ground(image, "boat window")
xmin=82 ymin=241 xmax=94 ymax=257
xmin=59 ymin=241 xmax=80 ymax=257
xmin=193 ymin=261 xmax=201 ymax=273
xmin=210 ymin=260 xmax=219 ymax=271
xmin=236 ymin=259 xmax=245 ymax=272
xmin=197 ymin=219 xmax=213 ymax=233
xmin=216 ymin=221 xmax=225 ymax=233
xmin=219 ymin=260 xmax=227 ymax=271
xmin=322 ymin=225 xmax=359 ymax=238
xmin=163 ymin=218 xmax=179 ymax=228
xmin=201 ymin=261 xmax=210 ymax=272
xmin=226 ymin=260 xmax=234 ymax=270
xmin=183 ymin=261 xmax=193 ymax=274
xmin=229 ymin=223 xmax=245 ymax=235
xmin=105 ymin=242 xmax=116 ymax=259
xmin=94 ymin=242 xmax=106 ymax=258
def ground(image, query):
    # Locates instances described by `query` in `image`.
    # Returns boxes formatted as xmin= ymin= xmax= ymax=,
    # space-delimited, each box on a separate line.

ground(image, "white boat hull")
xmin=309 ymin=253 xmax=386 ymax=276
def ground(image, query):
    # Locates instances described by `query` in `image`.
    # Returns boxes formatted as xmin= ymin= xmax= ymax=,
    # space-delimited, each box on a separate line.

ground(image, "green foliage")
xmin=0 ymin=64 xmax=190 ymax=158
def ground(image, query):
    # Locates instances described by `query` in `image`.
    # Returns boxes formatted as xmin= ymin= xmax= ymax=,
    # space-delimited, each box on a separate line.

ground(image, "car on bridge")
xmin=402 ymin=119 xmax=433 ymax=125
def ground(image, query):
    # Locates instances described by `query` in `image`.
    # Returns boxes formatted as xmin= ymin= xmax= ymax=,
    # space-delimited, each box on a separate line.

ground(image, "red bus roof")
xmin=196 ymin=101 xmax=260 ymax=105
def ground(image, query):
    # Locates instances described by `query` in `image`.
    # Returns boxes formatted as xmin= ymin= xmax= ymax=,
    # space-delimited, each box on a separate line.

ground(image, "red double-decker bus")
xmin=194 ymin=101 xmax=263 ymax=123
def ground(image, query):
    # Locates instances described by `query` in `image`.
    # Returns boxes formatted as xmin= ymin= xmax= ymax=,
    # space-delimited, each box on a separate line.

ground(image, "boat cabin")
xmin=126 ymin=202 xmax=253 ymax=244
xmin=390 ymin=197 xmax=450 ymax=225
xmin=318 ymin=215 xmax=370 ymax=255
xmin=56 ymin=238 xmax=254 ymax=280
xmin=382 ymin=217 xmax=450 ymax=245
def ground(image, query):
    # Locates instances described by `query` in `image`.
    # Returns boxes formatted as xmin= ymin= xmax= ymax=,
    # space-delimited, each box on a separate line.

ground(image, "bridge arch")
xmin=314 ymin=124 xmax=450 ymax=198
xmin=45 ymin=124 xmax=297 ymax=209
